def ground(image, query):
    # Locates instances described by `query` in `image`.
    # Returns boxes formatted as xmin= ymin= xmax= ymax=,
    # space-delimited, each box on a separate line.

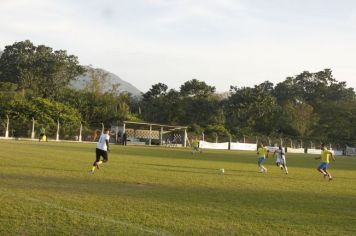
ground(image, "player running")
xmin=91 ymin=129 xmax=110 ymax=174
xmin=273 ymin=145 xmax=288 ymax=174
xmin=257 ymin=143 xmax=269 ymax=173
xmin=315 ymin=143 xmax=335 ymax=181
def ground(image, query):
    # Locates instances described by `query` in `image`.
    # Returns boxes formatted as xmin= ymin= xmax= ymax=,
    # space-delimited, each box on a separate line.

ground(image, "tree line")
xmin=1 ymin=40 xmax=355 ymax=146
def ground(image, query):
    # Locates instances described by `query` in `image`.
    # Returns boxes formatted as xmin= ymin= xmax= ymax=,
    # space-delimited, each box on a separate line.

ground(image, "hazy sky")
xmin=1 ymin=0 xmax=356 ymax=92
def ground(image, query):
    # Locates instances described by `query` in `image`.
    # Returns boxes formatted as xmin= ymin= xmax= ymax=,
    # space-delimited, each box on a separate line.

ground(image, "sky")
xmin=1 ymin=0 xmax=356 ymax=92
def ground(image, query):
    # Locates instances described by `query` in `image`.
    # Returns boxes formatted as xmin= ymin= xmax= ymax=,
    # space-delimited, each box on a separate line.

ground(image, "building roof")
xmin=123 ymin=121 xmax=187 ymax=131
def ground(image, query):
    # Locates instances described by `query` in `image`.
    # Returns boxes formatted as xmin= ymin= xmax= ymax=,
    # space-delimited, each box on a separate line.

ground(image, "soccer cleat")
xmin=90 ymin=170 xmax=95 ymax=174
xmin=328 ymin=176 xmax=333 ymax=181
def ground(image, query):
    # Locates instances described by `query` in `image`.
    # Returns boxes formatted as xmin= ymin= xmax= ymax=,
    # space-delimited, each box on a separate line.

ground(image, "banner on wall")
xmin=346 ymin=146 xmax=356 ymax=156
xmin=230 ymin=142 xmax=257 ymax=151
xmin=287 ymin=148 xmax=305 ymax=154
xmin=199 ymin=141 xmax=229 ymax=150
xmin=307 ymin=148 xmax=343 ymax=156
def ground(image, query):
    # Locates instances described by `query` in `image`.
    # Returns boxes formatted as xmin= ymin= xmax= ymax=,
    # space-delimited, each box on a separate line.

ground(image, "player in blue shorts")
xmin=315 ymin=143 xmax=335 ymax=181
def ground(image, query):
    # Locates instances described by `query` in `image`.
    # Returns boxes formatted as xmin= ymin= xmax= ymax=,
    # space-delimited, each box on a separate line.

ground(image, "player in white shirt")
xmin=91 ymin=129 xmax=110 ymax=174
xmin=273 ymin=145 xmax=288 ymax=174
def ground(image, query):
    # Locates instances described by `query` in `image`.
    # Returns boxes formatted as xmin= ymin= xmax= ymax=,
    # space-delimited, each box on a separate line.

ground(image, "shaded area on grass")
xmin=1 ymin=172 xmax=356 ymax=235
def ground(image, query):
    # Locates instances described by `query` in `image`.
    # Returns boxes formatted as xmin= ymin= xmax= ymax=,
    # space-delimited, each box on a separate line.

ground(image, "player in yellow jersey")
xmin=191 ymin=137 xmax=201 ymax=154
xmin=257 ymin=143 xmax=269 ymax=173
xmin=315 ymin=143 xmax=335 ymax=181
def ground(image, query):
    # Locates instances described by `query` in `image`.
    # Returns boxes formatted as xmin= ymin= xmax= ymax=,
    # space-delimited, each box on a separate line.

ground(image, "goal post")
xmin=122 ymin=121 xmax=188 ymax=147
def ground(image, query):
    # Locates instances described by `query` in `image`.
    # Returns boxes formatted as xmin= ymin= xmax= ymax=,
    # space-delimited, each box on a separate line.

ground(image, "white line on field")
xmin=6 ymin=193 xmax=171 ymax=236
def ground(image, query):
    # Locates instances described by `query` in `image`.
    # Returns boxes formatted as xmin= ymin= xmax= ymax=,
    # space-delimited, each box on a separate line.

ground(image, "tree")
xmin=0 ymin=40 xmax=36 ymax=96
xmin=204 ymin=124 xmax=231 ymax=142
xmin=284 ymin=100 xmax=318 ymax=137
xmin=178 ymin=79 xmax=223 ymax=128
xmin=180 ymin=79 xmax=215 ymax=97
xmin=311 ymin=101 xmax=356 ymax=144
xmin=274 ymin=69 xmax=355 ymax=107
xmin=141 ymin=83 xmax=170 ymax=123
xmin=225 ymin=84 xmax=279 ymax=136
xmin=0 ymin=96 xmax=82 ymax=137
xmin=142 ymin=83 xmax=168 ymax=100
xmin=0 ymin=40 xmax=85 ymax=98
xmin=181 ymin=94 xmax=225 ymax=127
xmin=273 ymin=69 xmax=356 ymax=143
xmin=83 ymin=66 xmax=111 ymax=97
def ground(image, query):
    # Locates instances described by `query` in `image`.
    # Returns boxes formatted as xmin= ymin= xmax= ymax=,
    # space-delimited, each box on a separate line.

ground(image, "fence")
xmin=0 ymin=117 xmax=115 ymax=142
xmin=197 ymin=140 xmax=345 ymax=156
xmin=198 ymin=132 xmax=346 ymax=152
xmin=0 ymin=118 xmax=351 ymax=155
xmin=0 ymin=118 xmax=185 ymax=146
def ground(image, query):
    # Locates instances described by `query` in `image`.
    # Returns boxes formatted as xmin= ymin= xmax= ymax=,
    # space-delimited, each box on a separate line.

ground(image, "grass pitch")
xmin=0 ymin=140 xmax=355 ymax=235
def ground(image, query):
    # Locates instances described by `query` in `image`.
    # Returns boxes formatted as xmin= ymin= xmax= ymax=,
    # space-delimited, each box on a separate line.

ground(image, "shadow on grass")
xmin=6 ymin=164 xmax=82 ymax=173
xmin=1 ymin=171 xmax=356 ymax=236
xmin=141 ymin=163 xmax=262 ymax=176
xmin=2 ymin=172 xmax=356 ymax=211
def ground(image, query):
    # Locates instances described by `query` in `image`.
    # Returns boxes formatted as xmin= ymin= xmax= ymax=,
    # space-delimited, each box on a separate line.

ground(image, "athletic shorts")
xmin=258 ymin=157 xmax=265 ymax=164
xmin=318 ymin=162 xmax=328 ymax=170
xmin=276 ymin=156 xmax=286 ymax=165
xmin=95 ymin=148 xmax=108 ymax=163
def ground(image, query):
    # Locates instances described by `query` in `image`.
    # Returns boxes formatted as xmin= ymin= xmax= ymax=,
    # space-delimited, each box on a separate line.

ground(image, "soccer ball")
xmin=219 ymin=168 xmax=225 ymax=174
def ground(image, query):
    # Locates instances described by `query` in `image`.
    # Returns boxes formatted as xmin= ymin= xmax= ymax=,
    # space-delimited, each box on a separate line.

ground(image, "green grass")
xmin=0 ymin=140 xmax=355 ymax=235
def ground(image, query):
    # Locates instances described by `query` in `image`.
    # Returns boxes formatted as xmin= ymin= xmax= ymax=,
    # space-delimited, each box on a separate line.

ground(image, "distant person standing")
xmin=191 ymin=137 xmax=201 ymax=154
xmin=117 ymin=131 xmax=121 ymax=144
xmin=91 ymin=129 xmax=110 ymax=174
xmin=39 ymin=126 xmax=46 ymax=142
xmin=122 ymin=132 xmax=127 ymax=146
xmin=257 ymin=143 xmax=269 ymax=173
xmin=315 ymin=143 xmax=335 ymax=181
xmin=274 ymin=145 xmax=288 ymax=174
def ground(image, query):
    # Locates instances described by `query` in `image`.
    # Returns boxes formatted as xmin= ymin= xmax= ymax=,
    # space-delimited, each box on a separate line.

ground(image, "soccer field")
xmin=0 ymin=140 xmax=355 ymax=235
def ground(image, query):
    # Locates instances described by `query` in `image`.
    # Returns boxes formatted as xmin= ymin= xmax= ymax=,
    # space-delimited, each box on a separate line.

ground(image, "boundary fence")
xmin=198 ymin=140 xmax=345 ymax=156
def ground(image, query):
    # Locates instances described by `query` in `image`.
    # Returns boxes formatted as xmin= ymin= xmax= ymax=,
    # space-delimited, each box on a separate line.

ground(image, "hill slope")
xmin=0 ymin=51 xmax=141 ymax=96
xmin=72 ymin=67 xmax=142 ymax=97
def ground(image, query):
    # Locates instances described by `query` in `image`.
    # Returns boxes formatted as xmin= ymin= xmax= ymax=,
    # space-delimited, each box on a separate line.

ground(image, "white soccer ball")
xmin=219 ymin=168 xmax=225 ymax=174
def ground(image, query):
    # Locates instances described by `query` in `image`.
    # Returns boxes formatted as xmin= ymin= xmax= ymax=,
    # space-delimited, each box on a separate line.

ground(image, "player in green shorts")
xmin=257 ymin=143 xmax=269 ymax=173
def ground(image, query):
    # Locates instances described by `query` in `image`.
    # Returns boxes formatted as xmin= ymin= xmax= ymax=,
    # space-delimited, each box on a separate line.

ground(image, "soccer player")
xmin=39 ymin=126 xmax=46 ymax=142
xmin=257 ymin=143 xmax=269 ymax=173
xmin=91 ymin=129 xmax=110 ymax=174
xmin=274 ymin=145 xmax=288 ymax=174
xmin=191 ymin=137 xmax=201 ymax=154
xmin=315 ymin=143 xmax=335 ymax=181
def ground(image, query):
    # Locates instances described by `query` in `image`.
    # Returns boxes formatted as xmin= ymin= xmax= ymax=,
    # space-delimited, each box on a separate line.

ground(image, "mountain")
xmin=0 ymin=51 xmax=141 ymax=96
xmin=71 ymin=67 xmax=142 ymax=97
